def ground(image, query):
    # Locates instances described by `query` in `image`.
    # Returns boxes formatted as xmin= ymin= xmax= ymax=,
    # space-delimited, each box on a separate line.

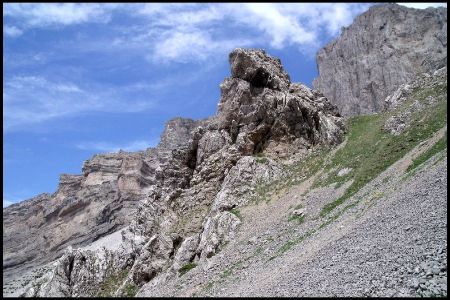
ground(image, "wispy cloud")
xmin=4 ymin=3 xmax=372 ymax=62
xmin=76 ymin=139 xmax=158 ymax=153
xmin=123 ymin=3 xmax=371 ymax=62
xmin=4 ymin=25 xmax=23 ymax=37
xmin=3 ymin=75 xmax=157 ymax=131
xmin=149 ymin=29 xmax=253 ymax=64
xmin=7 ymin=3 xmax=369 ymax=63
xmin=3 ymin=3 xmax=116 ymax=28
xmin=3 ymin=3 xmax=374 ymax=131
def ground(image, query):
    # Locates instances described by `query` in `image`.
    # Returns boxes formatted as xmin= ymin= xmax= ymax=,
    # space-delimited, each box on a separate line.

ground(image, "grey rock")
xmin=383 ymin=70 xmax=447 ymax=135
xmin=337 ymin=168 xmax=352 ymax=177
xmin=3 ymin=117 xmax=202 ymax=284
xmin=248 ymin=237 xmax=258 ymax=245
xmin=172 ymin=234 xmax=200 ymax=272
xmin=197 ymin=212 xmax=242 ymax=260
xmin=11 ymin=48 xmax=345 ymax=297
xmin=229 ymin=48 xmax=291 ymax=91
xmin=313 ymin=3 xmax=447 ymax=116
xmin=212 ymin=156 xmax=286 ymax=212
xmin=410 ymin=278 xmax=420 ymax=289
xmin=292 ymin=208 xmax=306 ymax=218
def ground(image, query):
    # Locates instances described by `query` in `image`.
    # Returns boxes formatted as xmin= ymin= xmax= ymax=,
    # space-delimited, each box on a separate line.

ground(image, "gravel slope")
xmin=138 ymin=128 xmax=447 ymax=297
xmin=227 ymin=154 xmax=447 ymax=297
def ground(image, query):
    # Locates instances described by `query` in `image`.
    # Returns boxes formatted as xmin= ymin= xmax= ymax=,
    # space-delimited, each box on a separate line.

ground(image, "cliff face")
xmin=2 ymin=117 xmax=203 ymax=282
xmin=10 ymin=48 xmax=345 ymax=297
xmin=313 ymin=3 xmax=447 ymax=116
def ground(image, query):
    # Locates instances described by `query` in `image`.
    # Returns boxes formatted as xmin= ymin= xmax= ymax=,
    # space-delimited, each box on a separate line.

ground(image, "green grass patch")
xmin=254 ymin=152 xmax=269 ymax=164
xmin=230 ymin=208 xmax=242 ymax=220
xmin=288 ymin=214 xmax=305 ymax=223
xmin=270 ymin=229 xmax=316 ymax=260
xmin=288 ymin=203 xmax=305 ymax=223
xmin=432 ymin=149 xmax=447 ymax=167
xmin=203 ymin=282 xmax=214 ymax=293
xmin=122 ymin=283 xmax=138 ymax=297
xmin=250 ymin=147 xmax=330 ymax=205
xmin=220 ymin=269 xmax=233 ymax=279
xmin=407 ymin=132 xmax=447 ymax=172
xmin=179 ymin=263 xmax=197 ymax=277
xmin=98 ymin=269 xmax=129 ymax=297
xmin=318 ymin=201 xmax=360 ymax=230
xmin=255 ymin=156 xmax=269 ymax=164
xmin=285 ymin=147 xmax=329 ymax=185
xmin=193 ymin=281 xmax=215 ymax=297
xmin=318 ymin=79 xmax=447 ymax=217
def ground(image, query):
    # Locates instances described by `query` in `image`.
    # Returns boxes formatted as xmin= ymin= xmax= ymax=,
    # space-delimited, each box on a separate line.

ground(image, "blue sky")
xmin=3 ymin=3 xmax=447 ymax=207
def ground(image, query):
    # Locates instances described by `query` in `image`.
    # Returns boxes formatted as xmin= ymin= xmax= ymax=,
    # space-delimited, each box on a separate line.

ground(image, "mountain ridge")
xmin=3 ymin=3 xmax=447 ymax=298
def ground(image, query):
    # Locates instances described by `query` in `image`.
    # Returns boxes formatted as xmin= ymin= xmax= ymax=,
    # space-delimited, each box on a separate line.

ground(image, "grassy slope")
xmin=315 ymin=76 xmax=447 ymax=216
xmin=254 ymin=75 xmax=447 ymax=218
xmin=407 ymin=133 xmax=447 ymax=173
xmin=256 ymin=75 xmax=447 ymax=261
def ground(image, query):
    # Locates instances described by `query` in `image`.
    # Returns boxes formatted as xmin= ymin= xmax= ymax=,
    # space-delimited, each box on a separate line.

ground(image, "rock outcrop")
xmin=383 ymin=67 xmax=447 ymax=135
xmin=12 ymin=48 xmax=345 ymax=297
xmin=2 ymin=118 xmax=202 ymax=284
xmin=313 ymin=3 xmax=447 ymax=116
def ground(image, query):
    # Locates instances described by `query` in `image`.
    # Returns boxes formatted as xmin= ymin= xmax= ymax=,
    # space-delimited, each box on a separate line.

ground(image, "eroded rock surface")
xmin=2 ymin=117 xmax=202 ymax=287
xmin=383 ymin=68 xmax=447 ymax=135
xmin=13 ymin=48 xmax=345 ymax=297
xmin=313 ymin=3 xmax=447 ymax=116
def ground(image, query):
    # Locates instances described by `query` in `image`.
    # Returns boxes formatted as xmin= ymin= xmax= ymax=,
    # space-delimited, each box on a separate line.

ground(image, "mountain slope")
xmin=4 ymin=48 xmax=346 ymax=297
xmin=137 ymin=69 xmax=448 ymax=298
xmin=2 ymin=117 xmax=203 ymax=283
xmin=3 ymin=4 xmax=447 ymax=298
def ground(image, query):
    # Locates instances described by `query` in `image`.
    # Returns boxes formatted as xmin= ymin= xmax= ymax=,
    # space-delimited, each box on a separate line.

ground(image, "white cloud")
xmin=3 ymin=3 xmax=373 ymax=63
xmin=3 ymin=3 xmax=117 ymax=27
xmin=150 ymin=29 xmax=252 ymax=63
xmin=3 ymin=75 xmax=156 ymax=131
xmin=398 ymin=3 xmax=447 ymax=9
xmin=127 ymin=3 xmax=371 ymax=62
xmin=4 ymin=25 xmax=23 ymax=37
xmin=235 ymin=3 xmax=316 ymax=49
xmin=76 ymin=139 xmax=157 ymax=153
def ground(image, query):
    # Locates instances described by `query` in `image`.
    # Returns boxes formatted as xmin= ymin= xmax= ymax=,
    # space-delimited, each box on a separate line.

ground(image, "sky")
xmin=3 ymin=2 xmax=447 ymax=207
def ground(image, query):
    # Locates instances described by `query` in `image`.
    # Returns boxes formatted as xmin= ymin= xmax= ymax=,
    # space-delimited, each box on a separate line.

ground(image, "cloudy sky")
xmin=3 ymin=2 xmax=447 ymax=207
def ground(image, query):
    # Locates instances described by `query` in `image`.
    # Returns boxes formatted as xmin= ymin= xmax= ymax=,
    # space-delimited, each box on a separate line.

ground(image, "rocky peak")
xmin=229 ymin=48 xmax=291 ymax=90
xmin=216 ymin=49 xmax=344 ymax=157
xmin=7 ymin=48 xmax=346 ymax=297
xmin=313 ymin=3 xmax=447 ymax=116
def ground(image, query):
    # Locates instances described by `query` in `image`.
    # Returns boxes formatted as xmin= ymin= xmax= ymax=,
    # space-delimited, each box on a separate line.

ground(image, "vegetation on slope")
xmin=407 ymin=132 xmax=447 ymax=173
xmin=179 ymin=263 xmax=198 ymax=276
xmin=315 ymin=78 xmax=447 ymax=216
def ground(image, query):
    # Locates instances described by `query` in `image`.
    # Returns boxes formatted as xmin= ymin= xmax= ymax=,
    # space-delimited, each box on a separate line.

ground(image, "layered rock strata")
xmin=12 ymin=48 xmax=345 ymax=297
xmin=3 ymin=118 xmax=202 ymax=283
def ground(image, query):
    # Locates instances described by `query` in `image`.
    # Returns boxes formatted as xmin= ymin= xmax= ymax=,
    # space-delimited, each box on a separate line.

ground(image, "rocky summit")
xmin=313 ymin=3 xmax=447 ymax=116
xmin=3 ymin=48 xmax=345 ymax=297
xmin=3 ymin=3 xmax=447 ymax=298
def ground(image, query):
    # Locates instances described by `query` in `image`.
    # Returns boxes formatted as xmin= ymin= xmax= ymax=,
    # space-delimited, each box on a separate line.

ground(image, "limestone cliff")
xmin=313 ymin=3 xmax=447 ymax=116
xmin=9 ymin=48 xmax=345 ymax=297
xmin=2 ymin=117 xmax=202 ymax=283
